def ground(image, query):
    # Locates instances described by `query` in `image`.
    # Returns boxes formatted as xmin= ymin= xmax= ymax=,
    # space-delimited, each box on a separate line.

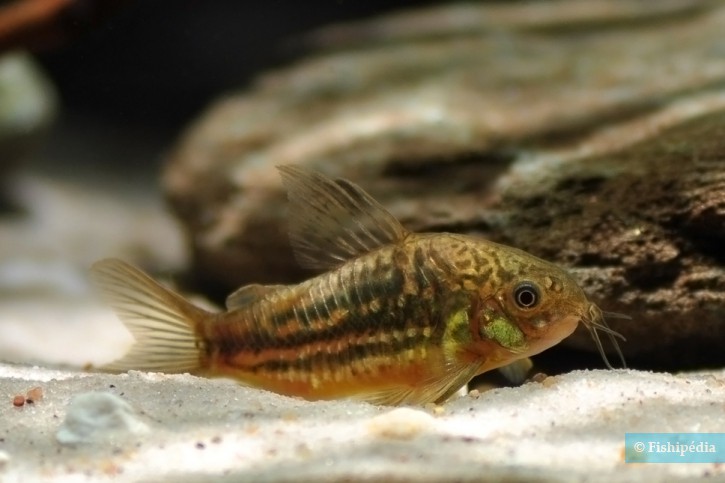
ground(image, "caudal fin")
xmin=90 ymin=258 xmax=210 ymax=374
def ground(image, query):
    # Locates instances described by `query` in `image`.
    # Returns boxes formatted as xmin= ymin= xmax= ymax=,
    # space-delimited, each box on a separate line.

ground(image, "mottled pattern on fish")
xmin=92 ymin=166 xmax=625 ymax=405
xmin=206 ymin=235 xmax=469 ymax=400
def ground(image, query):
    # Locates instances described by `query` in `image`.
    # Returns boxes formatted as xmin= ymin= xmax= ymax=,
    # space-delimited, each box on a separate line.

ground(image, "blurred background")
xmin=0 ymin=0 xmax=441 ymax=366
xmin=27 ymin=0 xmax=440 ymax=186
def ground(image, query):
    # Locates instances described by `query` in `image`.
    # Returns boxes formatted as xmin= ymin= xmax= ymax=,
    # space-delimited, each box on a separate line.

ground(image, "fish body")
xmin=93 ymin=166 xmax=624 ymax=405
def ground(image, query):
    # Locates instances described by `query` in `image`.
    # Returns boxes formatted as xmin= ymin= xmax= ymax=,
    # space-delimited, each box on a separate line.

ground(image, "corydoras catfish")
xmin=91 ymin=166 xmax=625 ymax=405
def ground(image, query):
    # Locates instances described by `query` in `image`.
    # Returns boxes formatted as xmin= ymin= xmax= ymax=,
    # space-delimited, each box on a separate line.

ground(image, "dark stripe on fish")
xmin=249 ymin=331 xmax=431 ymax=376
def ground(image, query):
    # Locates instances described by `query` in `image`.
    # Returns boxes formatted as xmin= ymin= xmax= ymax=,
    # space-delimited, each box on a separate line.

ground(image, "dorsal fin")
xmin=225 ymin=284 xmax=286 ymax=310
xmin=277 ymin=165 xmax=409 ymax=270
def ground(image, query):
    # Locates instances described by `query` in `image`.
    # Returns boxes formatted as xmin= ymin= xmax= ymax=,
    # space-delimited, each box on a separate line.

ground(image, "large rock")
xmin=496 ymin=112 xmax=725 ymax=366
xmin=164 ymin=0 xmax=725 ymax=367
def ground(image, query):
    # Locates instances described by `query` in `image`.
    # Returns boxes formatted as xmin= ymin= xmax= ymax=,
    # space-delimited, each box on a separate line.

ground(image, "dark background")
xmin=32 ymin=1 xmax=438 ymax=176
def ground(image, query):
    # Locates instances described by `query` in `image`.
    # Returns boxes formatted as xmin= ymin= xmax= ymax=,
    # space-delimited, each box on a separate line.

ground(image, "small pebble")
xmin=423 ymin=402 xmax=446 ymax=415
xmin=12 ymin=396 xmax=24 ymax=407
xmin=56 ymin=392 xmax=149 ymax=445
xmin=530 ymin=373 xmax=549 ymax=384
xmin=26 ymin=386 xmax=43 ymax=404
xmin=367 ymin=407 xmax=436 ymax=440
xmin=542 ymin=376 xmax=557 ymax=388
xmin=0 ymin=450 xmax=9 ymax=469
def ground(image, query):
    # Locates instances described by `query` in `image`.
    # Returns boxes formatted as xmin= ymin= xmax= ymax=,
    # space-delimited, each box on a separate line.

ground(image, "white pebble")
xmin=0 ymin=450 xmax=9 ymax=469
xmin=56 ymin=392 xmax=148 ymax=445
xmin=367 ymin=407 xmax=436 ymax=440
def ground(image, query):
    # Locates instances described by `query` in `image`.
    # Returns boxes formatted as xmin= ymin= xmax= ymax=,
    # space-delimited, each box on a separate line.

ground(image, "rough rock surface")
xmin=164 ymin=1 xmax=725 ymax=367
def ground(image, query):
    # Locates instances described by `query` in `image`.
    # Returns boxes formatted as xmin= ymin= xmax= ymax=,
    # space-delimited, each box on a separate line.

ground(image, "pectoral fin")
xmin=349 ymin=361 xmax=480 ymax=406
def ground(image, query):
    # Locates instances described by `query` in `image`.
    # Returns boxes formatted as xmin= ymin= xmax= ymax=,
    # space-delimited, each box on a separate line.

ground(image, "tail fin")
xmin=90 ymin=258 xmax=210 ymax=374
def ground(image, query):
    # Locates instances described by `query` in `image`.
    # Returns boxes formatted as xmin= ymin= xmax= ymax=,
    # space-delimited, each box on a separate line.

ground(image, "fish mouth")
xmin=580 ymin=303 xmax=628 ymax=369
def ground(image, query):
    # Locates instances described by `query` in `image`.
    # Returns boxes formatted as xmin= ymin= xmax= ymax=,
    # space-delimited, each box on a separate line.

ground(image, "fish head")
xmin=472 ymin=245 xmax=626 ymax=368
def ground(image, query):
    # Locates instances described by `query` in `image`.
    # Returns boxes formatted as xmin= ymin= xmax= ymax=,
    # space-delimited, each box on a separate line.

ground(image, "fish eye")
xmin=513 ymin=282 xmax=540 ymax=309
